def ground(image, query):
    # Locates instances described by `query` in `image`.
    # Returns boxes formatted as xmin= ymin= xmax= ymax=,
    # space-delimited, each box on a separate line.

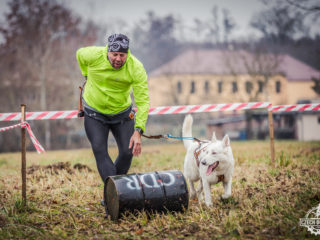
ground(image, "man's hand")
xmin=129 ymin=131 xmax=142 ymax=156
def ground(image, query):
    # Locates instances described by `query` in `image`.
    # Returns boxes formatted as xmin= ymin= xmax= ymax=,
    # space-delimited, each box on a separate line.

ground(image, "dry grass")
xmin=0 ymin=141 xmax=319 ymax=239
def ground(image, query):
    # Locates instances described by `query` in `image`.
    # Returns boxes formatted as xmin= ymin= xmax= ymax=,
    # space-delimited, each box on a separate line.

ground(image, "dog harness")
xmin=193 ymin=140 xmax=209 ymax=167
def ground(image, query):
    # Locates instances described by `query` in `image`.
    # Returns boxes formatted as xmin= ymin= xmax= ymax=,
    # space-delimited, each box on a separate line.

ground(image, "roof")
xmin=150 ymin=49 xmax=320 ymax=81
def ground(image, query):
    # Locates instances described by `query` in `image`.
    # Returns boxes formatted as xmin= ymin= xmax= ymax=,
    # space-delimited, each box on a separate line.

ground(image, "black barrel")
xmin=104 ymin=170 xmax=189 ymax=221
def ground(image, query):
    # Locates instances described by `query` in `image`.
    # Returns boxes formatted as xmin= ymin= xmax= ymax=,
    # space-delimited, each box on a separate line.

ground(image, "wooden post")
xmin=268 ymin=110 xmax=275 ymax=167
xmin=21 ymin=104 xmax=27 ymax=204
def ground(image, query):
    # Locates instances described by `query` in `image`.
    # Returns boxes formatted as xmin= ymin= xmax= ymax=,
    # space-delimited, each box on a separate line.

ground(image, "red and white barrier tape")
xmin=0 ymin=122 xmax=45 ymax=154
xmin=0 ymin=102 xmax=271 ymax=121
xmin=0 ymin=110 xmax=78 ymax=122
xmin=148 ymin=102 xmax=271 ymax=115
xmin=1 ymin=102 xmax=319 ymax=122
xmin=270 ymin=103 xmax=320 ymax=112
xmin=0 ymin=122 xmax=23 ymax=132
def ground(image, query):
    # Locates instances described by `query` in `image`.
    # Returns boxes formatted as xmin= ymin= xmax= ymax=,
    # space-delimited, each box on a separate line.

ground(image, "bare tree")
xmin=251 ymin=6 xmax=306 ymax=43
xmin=254 ymin=0 xmax=320 ymax=41
xmin=222 ymin=9 xmax=236 ymax=43
xmin=207 ymin=6 xmax=220 ymax=44
xmin=285 ymin=0 xmax=320 ymax=17
xmin=131 ymin=11 xmax=181 ymax=72
xmin=0 ymin=0 xmax=98 ymax=152
xmin=190 ymin=6 xmax=236 ymax=46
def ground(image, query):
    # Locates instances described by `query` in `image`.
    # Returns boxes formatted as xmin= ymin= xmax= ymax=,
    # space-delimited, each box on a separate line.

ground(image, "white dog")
xmin=182 ymin=114 xmax=234 ymax=207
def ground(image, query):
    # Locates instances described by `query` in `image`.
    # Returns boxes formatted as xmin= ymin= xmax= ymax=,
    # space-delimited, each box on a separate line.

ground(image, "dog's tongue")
xmin=206 ymin=162 xmax=219 ymax=176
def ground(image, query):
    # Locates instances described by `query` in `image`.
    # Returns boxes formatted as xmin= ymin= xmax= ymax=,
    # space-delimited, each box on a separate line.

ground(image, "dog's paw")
xmin=221 ymin=194 xmax=231 ymax=199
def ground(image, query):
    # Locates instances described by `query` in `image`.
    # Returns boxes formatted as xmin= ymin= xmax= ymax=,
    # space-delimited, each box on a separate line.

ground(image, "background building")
xmin=149 ymin=49 xmax=320 ymax=107
xmin=148 ymin=49 xmax=320 ymax=140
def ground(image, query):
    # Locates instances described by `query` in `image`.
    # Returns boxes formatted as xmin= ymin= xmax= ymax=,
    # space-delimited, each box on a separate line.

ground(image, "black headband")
xmin=107 ymin=34 xmax=129 ymax=53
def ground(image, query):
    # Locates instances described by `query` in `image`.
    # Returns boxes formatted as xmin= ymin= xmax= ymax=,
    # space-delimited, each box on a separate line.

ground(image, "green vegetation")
xmin=0 ymin=141 xmax=319 ymax=239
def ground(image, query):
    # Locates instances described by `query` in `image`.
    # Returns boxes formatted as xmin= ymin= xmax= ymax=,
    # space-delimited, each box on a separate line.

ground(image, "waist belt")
xmin=84 ymin=106 xmax=135 ymax=125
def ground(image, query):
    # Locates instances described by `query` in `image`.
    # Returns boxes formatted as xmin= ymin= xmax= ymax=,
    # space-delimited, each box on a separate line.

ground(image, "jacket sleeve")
xmin=76 ymin=46 xmax=98 ymax=77
xmin=76 ymin=48 xmax=88 ymax=77
xmin=132 ymin=64 xmax=150 ymax=132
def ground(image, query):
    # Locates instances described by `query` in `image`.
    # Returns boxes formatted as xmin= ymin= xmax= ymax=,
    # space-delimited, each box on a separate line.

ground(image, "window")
xmin=276 ymin=81 xmax=281 ymax=93
xmin=232 ymin=81 xmax=238 ymax=93
xmin=245 ymin=81 xmax=253 ymax=94
xmin=190 ymin=81 xmax=195 ymax=94
xmin=177 ymin=81 xmax=182 ymax=94
xmin=258 ymin=81 xmax=264 ymax=93
xmin=218 ymin=81 xmax=223 ymax=93
xmin=204 ymin=81 xmax=209 ymax=94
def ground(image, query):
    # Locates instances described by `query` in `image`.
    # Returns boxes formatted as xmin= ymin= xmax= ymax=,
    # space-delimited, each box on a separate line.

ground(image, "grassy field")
xmin=0 ymin=141 xmax=319 ymax=239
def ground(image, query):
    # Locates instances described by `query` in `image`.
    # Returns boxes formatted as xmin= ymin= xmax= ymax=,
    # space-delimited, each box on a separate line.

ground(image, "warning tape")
xmin=0 ymin=102 xmax=271 ymax=121
xmin=270 ymin=103 xmax=320 ymax=112
xmin=1 ymin=102 xmax=319 ymax=122
xmin=0 ymin=110 xmax=78 ymax=122
xmin=1 ymin=102 xmax=318 ymax=154
xmin=0 ymin=122 xmax=45 ymax=154
xmin=148 ymin=102 xmax=272 ymax=115
xmin=0 ymin=122 xmax=23 ymax=132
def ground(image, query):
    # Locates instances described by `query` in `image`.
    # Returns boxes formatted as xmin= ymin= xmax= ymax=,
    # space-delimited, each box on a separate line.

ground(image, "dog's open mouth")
xmin=206 ymin=161 xmax=219 ymax=176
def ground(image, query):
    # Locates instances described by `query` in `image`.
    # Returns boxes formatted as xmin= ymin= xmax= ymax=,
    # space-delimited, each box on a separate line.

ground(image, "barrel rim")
xmin=105 ymin=176 xmax=120 ymax=221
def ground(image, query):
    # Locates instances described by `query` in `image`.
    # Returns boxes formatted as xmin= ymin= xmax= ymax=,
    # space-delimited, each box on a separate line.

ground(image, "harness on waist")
xmin=84 ymin=106 xmax=135 ymax=125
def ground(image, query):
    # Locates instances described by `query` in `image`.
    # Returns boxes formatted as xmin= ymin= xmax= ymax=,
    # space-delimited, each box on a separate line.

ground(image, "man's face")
xmin=107 ymin=52 xmax=128 ymax=69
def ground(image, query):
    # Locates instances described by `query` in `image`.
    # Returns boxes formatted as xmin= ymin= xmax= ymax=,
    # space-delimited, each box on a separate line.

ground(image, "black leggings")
xmin=84 ymin=111 xmax=134 ymax=182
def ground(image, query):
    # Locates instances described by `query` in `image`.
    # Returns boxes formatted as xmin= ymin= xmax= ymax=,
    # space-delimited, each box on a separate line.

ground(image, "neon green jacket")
xmin=76 ymin=46 xmax=149 ymax=131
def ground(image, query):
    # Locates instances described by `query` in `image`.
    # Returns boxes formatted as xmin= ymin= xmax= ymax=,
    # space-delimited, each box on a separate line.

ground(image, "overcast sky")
xmin=0 ymin=0 xmax=266 ymax=39
xmin=62 ymin=0 xmax=266 ymax=39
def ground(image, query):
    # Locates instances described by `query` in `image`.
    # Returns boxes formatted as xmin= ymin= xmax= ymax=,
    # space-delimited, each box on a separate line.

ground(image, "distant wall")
xmin=287 ymin=81 xmax=318 ymax=104
xmin=149 ymin=74 xmax=289 ymax=106
xmin=297 ymin=114 xmax=320 ymax=141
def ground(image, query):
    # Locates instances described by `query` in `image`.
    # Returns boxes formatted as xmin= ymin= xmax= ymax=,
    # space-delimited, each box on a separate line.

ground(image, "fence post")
xmin=21 ymin=104 xmax=27 ymax=204
xmin=268 ymin=110 xmax=275 ymax=167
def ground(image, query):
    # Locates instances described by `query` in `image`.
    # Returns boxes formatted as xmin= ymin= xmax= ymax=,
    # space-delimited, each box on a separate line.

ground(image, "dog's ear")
xmin=211 ymin=131 xmax=217 ymax=142
xmin=222 ymin=134 xmax=230 ymax=148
